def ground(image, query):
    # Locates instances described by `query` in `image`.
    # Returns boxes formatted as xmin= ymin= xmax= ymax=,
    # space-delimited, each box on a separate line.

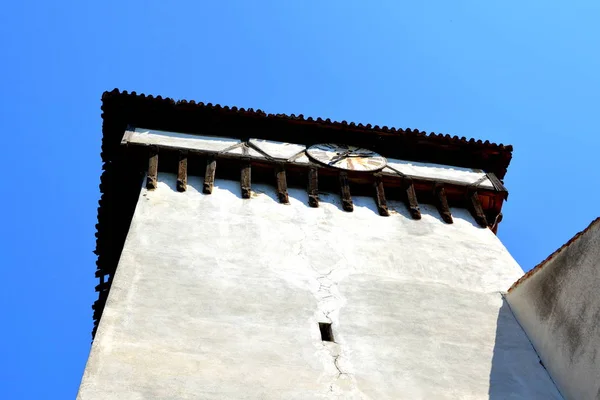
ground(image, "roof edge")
xmin=102 ymin=88 xmax=514 ymax=150
xmin=101 ymin=89 xmax=513 ymax=178
xmin=508 ymin=217 xmax=600 ymax=292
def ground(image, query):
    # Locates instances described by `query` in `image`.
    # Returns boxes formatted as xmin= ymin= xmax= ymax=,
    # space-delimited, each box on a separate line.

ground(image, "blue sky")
xmin=1 ymin=1 xmax=599 ymax=398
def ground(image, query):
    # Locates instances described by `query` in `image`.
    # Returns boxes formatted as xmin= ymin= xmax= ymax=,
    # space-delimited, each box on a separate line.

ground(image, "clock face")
xmin=306 ymin=143 xmax=387 ymax=172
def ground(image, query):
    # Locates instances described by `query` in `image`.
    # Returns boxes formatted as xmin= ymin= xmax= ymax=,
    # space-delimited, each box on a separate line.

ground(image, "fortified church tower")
xmin=79 ymin=90 xmax=569 ymax=399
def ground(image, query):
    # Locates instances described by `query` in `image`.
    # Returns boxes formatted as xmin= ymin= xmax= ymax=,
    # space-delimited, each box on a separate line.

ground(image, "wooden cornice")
xmin=102 ymin=89 xmax=513 ymax=179
xmin=130 ymin=141 xmax=506 ymax=226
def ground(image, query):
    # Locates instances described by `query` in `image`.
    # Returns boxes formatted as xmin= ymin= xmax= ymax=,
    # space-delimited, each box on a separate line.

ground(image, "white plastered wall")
xmin=78 ymin=174 xmax=561 ymax=399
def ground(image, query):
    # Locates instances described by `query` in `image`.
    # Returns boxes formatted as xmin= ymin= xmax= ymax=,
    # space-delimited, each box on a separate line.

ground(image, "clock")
xmin=306 ymin=143 xmax=387 ymax=172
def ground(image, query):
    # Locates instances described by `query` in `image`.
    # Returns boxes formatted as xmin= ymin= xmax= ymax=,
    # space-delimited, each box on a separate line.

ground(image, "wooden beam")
xmin=203 ymin=157 xmax=216 ymax=194
xmin=373 ymin=173 xmax=389 ymax=216
xmin=275 ymin=163 xmax=289 ymax=204
xmin=486 ymin=172 xmax=509 ymax=199
xmin=146 ymin=146 xmax=158 ymax=190
xmin=403 ymin=178 xmax=421 ymax=219
xmin=433 ymin=182 xmax=453 ymax=223
xmin=240 ymin=159 xmax=252 ymax=199
xmin=467 ymin=190 xmax=488 ymax=227
xmin=94 ymin=282 xmax=110 ymax=293
xmin=308 ymin=167 xmax=319 ymax=207
xmin=339 ymin=171 xmax=353 ymax=212
xmin=127 ymin=142 xmax=505 ymax=203
xmin=176 ymin=150 xmax=188 ymax=192
xmin=490 ymin=212 xmax=503 ymax=235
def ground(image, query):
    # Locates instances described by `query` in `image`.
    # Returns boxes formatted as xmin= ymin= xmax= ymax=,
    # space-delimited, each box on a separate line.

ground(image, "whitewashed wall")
xmin=79 ymin=174 xmax=561 ymax=399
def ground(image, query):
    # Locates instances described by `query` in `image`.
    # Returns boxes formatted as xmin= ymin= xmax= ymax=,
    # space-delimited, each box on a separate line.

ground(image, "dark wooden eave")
xmin=101 ymin=89 xmax=512 ymax=179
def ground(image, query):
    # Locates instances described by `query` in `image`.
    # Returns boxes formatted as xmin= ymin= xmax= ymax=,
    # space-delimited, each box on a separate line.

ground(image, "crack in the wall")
xmin=324 ymin=347 xmax=353 ymax=397
xmin=293 ymin=219 xmax=366 ymax=398
xmin=313 ymin=255 xmax=357 ymax=396
xmin=333 ymin=355 xmax=346 ymax=378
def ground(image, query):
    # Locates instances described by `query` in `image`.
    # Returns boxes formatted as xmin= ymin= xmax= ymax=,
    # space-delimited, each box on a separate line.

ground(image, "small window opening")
xmin=319 ymin=322 xmax=334 ymax=342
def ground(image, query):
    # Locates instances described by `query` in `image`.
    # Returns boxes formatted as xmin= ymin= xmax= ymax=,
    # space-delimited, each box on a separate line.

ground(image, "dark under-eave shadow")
xmin=489 ymin=297 xmax=563 ymax=399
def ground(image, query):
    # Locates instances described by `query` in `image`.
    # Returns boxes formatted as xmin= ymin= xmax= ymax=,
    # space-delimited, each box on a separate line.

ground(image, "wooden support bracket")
xmin=433 ymin=182 xmax=453 ymax=223
xmin=275 ymin=163 xmax=289 ymax=204
xmin=95 ymin=282 xmax=110 ymax=293
xmin=339 ymin=171 xmax=353 ymax=212
xmin=486 ymin=172 xmax=508 ymax=199
xmin=308 ymin=167 xmax=319 ymax=207
xmin=146 ymin=146 xmax=158 ymax=190
xmin=374 ymin=174 xmax=389 ymax=216
xmin=467 ymin=190 xmax=488 ymax=228
xmin=403 ymin=178 xmax=421 ymax=219
xmin=240 ymin=159 xmax=252 ymax=199
xmin=490 ymin=212 xmax=503 ymax=235
xmin=203 ymin=157 xmax=216 ymax=194
xmin=177 ymin=150 xmax=188 ymax=192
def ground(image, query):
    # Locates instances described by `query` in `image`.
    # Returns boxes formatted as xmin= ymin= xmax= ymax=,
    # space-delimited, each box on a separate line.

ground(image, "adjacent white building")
xmin=507 ymin=218 xmax=600 ymax=400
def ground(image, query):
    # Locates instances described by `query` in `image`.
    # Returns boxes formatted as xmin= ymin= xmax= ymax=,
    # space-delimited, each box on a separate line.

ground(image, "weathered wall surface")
xmin=79 ymin=173 xmax=561 ymax=399
xmin=507 ymin=219 xmax=600 ymax=400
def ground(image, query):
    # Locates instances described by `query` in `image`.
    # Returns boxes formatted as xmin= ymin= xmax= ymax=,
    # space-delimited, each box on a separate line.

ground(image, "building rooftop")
xmin=101 ymin=89 xmax=513 ymax=178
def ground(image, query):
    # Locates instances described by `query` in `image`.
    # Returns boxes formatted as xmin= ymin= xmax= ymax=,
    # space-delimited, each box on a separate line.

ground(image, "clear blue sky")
xmin=1 ymin=1 xmax=598 ymax=398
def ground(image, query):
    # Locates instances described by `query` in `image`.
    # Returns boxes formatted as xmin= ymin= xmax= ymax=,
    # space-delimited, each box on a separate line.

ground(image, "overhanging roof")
xmin=101 ymin=89 xmax=513 ymax=179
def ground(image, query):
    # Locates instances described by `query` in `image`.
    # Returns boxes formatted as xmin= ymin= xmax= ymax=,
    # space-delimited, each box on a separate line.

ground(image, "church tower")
xmin=78 ymin=90 xmax=562 ymax=399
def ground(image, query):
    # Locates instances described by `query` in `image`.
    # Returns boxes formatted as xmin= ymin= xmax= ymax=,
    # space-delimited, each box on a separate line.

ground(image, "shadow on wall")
xmin=489 ymin=299 xmax=563 ymax=399
xmin=154 ymin=174 xmax=491 ymax=227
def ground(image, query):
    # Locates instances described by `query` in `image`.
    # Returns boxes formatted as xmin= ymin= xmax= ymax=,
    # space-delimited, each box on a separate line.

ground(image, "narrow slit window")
xmin=319 ymin=322 xmax=334 ymax=342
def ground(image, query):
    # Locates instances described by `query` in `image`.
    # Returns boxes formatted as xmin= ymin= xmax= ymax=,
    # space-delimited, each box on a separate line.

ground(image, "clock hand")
xmin=346 ymin=153 xmax=374 ymax=157
xmin=328 ymin=151 xmax=351 ymax=165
